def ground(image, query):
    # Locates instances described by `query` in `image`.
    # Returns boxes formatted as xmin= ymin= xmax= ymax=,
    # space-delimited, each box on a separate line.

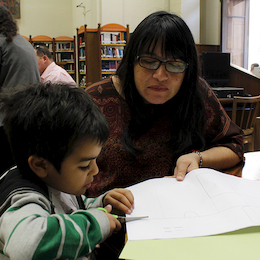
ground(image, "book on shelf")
xmin=64 ymin=63 xmax=74 ymax=72
xmin=55 ymin=42 xmax=74 ymax=51
xmin=79 ymin=48 xmax=85 ymax=59
xmin=101 ymin=46 xmax=124 ymax=58
xmin=56 ymin=53 xmax=74 ymax=62
xmin=102 ymin=60 xmax=119 ymax=72
xmin=79 ymin=76 xmax=87 ymax=88
xmin=80 ymin=63 xmax=86 ymax=73
xmin=34 ymin=42 xmax=53 ymax=51
xmin=101 ymin=32 xmax=126 ymax=44
xmin=79 ymin=37 xmax=85 ymax=46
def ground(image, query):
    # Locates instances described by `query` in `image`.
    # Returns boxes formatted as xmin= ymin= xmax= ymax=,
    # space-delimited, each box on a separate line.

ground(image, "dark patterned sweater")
xmin=86 ymin=77 xmax=244 ymax=197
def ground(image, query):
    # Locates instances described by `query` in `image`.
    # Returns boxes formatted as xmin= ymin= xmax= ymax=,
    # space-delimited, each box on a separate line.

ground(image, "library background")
xmin=13 ymin=0 xmax=260 ymax=89
xmin=23 ymin=23 xmax=129 ymax=88
xmin=14 ymin=0 xmax=223 ymax=88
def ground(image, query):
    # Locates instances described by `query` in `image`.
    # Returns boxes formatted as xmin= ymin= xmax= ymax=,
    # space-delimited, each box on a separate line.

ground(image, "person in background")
xmin=0 ymin=83 xmax=134 ymax=260
xmin=86 ymin=11 xmax=244 ymax=198
xmin=0 ymin=5 xmax=41 ymax=175
xmin=250 ymin=63 xmax=259 ymax=74
xmin=35 ymin=45 xmax=77 ymax=86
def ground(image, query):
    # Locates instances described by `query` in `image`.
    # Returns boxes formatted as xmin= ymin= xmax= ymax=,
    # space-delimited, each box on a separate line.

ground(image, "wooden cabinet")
xmin=54 ymin=36 xmax=76 ymax=82
xmin=76 ymin=25 xmax=100 ymax=88
xmin=99 ymin=23 xmax=129 ymax=80
xmin=77 ymin=25 xmax=88 ymax=88
xmin=76 ymin=23 xmax=129 ymax=88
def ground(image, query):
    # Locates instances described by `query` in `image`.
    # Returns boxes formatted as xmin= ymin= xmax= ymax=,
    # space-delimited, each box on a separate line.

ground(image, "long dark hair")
xmin=116 ymin=11 xmax=205 ymax=158
xmin=0 ymin=6 xmax=18 ymax=42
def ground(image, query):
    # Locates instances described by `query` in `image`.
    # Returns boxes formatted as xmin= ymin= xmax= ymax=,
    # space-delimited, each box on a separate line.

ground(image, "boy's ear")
xmin=28 ymin=155 xmax=49 ymax=178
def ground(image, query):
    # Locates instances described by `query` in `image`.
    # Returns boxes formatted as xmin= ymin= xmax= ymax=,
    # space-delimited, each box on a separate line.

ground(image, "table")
xmin=120 ymin=227 xmax=260 ymax=260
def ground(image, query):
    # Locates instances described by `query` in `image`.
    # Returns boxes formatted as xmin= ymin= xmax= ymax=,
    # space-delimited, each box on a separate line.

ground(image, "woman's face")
xmin=134 ymin=44 xmax=186 ymax=104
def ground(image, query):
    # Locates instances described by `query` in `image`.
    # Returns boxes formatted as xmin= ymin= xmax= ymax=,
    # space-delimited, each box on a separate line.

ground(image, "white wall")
xmin=180 ymin=0 xmax=200 ymax=43
xmin=200 ymin=0 xmax=221 ymax=45
xmin=17 ymin=0 xmax=74 ymax=38
xmin=100 ymin=0 xmax=170 ymax=32
xmin=72 ymin=0 xmax=100 ymax=30
xmin=71 ymin=0 xmax=171 ymax=33
xmin=170 ymin=0 xmax=181 ymax=15
xmin=16 ymin=0 xmax=219 ymax=44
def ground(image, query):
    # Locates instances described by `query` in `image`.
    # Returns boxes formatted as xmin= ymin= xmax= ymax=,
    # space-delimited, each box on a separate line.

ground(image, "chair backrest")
xmin=232 ymin=95 xmax=260 ymax=135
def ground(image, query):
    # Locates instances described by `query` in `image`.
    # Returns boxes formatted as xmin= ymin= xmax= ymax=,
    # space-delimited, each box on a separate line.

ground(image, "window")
xmin=222 ymin=0 xmax=249 ymax=68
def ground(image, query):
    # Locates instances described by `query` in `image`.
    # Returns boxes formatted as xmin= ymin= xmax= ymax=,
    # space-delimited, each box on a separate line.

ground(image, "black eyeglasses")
xmin=137 ymin=56 xmax=188 ymax=73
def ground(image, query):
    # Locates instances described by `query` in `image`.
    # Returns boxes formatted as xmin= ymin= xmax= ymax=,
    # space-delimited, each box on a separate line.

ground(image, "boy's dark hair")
xmin=116 ymin=11 xmax=205 ymax=159
xmin=0 ymin=6 xmax=18 ymax=42
xmin=0 ymin=83 xmax=109 ymax=175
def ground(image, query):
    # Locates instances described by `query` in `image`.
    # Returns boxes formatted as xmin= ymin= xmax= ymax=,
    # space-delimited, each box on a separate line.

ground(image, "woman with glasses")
xmin=86 ymin=11 xmax=244 ymax=198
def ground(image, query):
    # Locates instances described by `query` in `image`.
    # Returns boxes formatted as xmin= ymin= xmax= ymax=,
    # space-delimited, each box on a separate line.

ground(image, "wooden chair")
xmin=232 ymin=95 xmax=260 ymax=151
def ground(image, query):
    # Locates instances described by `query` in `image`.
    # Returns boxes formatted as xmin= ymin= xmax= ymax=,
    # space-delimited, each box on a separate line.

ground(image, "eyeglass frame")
xmin=136 ymin=55 xmax=189 ymax=73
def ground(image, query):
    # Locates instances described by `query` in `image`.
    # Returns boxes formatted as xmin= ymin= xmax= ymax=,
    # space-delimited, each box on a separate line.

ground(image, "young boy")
xmin=0 ymin=83 xmax=134 ymax=259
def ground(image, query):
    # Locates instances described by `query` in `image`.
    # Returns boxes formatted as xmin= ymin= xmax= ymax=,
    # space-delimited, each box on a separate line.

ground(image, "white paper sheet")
xmin=126 ymin=168 xmax=260 ymax=241
xmin=242 ymin=151 xmax=260 ymax=181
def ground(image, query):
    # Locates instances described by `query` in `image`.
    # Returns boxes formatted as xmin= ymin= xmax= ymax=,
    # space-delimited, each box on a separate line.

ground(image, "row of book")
xmin=79 ymin=63 xmax=86 ymax=73
xmin=102 ymin=60 xmax=120 ymax=72
xmin=63 ymin=63 xmax=74 ymax=72
xmin=101 ymin=46 xmax=124 ymax=58
xmin=79 ymin=37 xmax=85 ymax=46
xmin=33 ymin=42 xmax=53 ymax=51
xmin=55 ymin=42 xmax=74 ymax=51
xmin=79 ymin=48 xmax=85 ymax=59
xmin=55 ymin=53 xmax=74 ymax=62
xmin=79 ymin=76 xmax=87 ymax=88
xmin=101 ymin=32 xmax=126 ymax=44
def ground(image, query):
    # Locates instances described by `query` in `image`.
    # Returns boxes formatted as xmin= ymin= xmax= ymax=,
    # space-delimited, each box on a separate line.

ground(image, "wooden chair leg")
xmin=248 ymin=140 xmax=254 ymax=152
xmin=254 ymin=117 xmax=260 ymax=151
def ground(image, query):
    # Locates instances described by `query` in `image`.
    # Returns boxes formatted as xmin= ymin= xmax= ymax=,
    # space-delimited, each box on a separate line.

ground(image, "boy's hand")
xmin=103 ymin=204 xmax=121 ymax=236
xmin=103 ymin=189 xmax=134 ymax=215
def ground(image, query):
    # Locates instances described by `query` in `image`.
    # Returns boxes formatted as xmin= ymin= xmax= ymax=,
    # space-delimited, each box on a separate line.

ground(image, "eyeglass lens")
xmin=138 ymin=56 xmax=187 ymax=73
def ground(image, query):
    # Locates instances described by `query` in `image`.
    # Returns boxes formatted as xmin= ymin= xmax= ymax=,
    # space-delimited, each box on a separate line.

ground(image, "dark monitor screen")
xmin=201 ymin=52 xmax=230 ymax=85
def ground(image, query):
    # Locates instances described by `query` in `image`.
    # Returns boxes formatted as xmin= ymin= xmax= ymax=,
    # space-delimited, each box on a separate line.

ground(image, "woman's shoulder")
xmin=85 ymin=77 xmax=115 ymax=96
xmin=198 ymin=78 xmax=220 ymax=104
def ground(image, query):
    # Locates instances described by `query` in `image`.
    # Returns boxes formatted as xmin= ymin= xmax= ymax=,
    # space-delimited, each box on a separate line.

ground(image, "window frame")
xmin=221 ymin=0 xmax=249 ymax=69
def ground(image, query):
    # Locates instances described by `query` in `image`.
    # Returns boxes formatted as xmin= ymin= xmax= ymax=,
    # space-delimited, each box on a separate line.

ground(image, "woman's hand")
xmin=173 ymin=152 xmax=200 ymax=181
xmin=172 ymin=147 xmax=241 ymax=181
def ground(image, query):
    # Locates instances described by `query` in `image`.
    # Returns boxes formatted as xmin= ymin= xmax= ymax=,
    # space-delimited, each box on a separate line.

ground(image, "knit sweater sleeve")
xmin=0 ymin=192 xmax=110 ymax=260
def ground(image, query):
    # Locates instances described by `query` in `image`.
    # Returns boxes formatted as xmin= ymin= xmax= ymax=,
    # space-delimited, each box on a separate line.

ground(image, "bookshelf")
xmin=30 ymin=35 xmax=76 ymax=80
xmin=54 ymin=36 xmax=76 ymax=81
xmin=30 ymin=35 xmax=54 ymax=52
xmin=76 ymin=23 xmax=129 ymax=88
xmin=99 ymin=23 xmax=129 ymax=79
xmin=76 ymin=25 xmax=100 ymax=88
xmin=77 ymin=25 xmax=87 ymax=88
